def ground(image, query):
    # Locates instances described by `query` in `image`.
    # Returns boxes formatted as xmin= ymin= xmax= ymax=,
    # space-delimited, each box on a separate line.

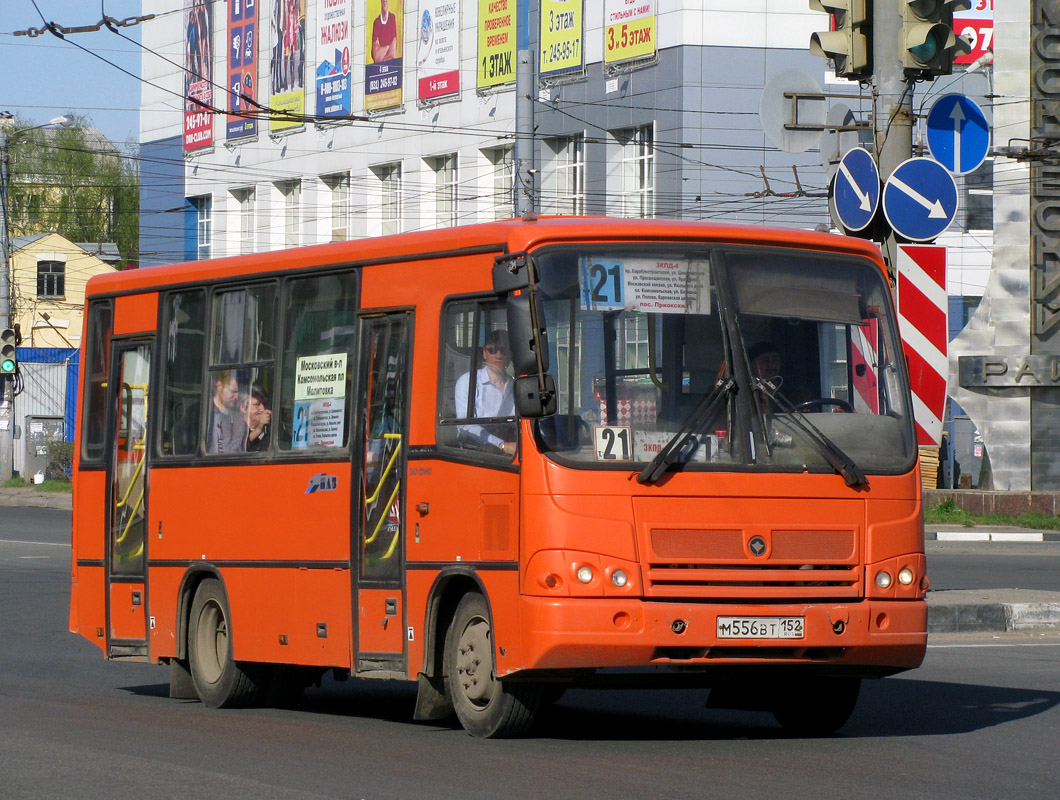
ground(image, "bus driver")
xmin=454 ymin=329 xmax=517 ymax=456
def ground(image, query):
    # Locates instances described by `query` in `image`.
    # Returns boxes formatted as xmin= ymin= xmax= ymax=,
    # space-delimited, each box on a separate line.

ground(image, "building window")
xmin=431 ymin=154 xmax=458 ymax=228
xmin=964 ymin=158 xmax=992 ymax=232
xmin=617 ymin=126 xmax=654 ymax=218
xmin=232 ymin=188 xmax=255 ymax=254
xmin=37 ymin=260 xmax=66 ymax=299
xmin=276 ymin=180 xmax=300 ymax=248
xmin=544 ymin=135 xmax=585 ymax=215
xmin=192 ymin=195 xmax=212 ymax=259
xmin=374 ymin=163 xmax=402 ymax=235
xmin=322 ymin=173 xmax=350 ymax=241
xmin=485 ymin=147 xmax=514 ymax=219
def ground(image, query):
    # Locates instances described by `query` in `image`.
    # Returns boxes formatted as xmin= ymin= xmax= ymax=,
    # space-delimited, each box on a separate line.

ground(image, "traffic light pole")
xmin=873 ymin=1 xmax=913 ymax=275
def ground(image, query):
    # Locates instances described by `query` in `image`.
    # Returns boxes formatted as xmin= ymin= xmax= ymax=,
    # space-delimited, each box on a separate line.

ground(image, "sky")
xmin=1 ymin=0 xmax=144 ymax=146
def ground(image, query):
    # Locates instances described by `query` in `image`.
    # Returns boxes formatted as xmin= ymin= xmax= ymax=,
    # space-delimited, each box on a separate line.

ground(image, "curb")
xmin=927 ymin=590 xmax=1060 ymax=634
xmin=924 ymin=529 xmax=1060 ymax=543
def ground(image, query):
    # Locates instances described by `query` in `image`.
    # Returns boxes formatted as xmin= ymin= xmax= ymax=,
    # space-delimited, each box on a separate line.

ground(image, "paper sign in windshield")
xmin=580 ymin=257 xmax=710 ymax=315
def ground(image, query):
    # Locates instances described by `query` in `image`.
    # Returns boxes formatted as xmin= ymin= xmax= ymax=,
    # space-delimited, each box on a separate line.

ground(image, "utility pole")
xmin=514 ymin=0 xmax=536 ymax=217
xmin=1 ymin=117 xmax=14 ymax=483
xmin=872 ymin=1 xmax=912 ymax=272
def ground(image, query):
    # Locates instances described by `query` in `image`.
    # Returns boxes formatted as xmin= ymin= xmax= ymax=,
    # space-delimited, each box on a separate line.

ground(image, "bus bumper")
xmin=507 ymin=597 xmax=927 ymax=677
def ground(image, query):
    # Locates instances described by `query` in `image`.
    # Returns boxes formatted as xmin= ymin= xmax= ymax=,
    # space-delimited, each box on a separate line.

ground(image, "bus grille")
xmin=645 ymin=528 xmax=862 ymax=600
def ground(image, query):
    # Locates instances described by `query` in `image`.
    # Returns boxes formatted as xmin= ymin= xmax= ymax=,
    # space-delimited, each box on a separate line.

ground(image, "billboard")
xmin=477 ymin=0 xmax=515 ymax=89
xmin=316 ymin=0 xmax=352 ymax=117
xmin=417 ymin=1 xmax=460 ymax=101
xmin=184 ymin=0 xmax=213 ymax=152
xmin=269 ymin=0 xmax=306 ymax=132
xmin=540 ymin=0 xmax=583 ymax=77
xmin=603 ymin=0 xmax=655 ymax=66
xmin=226 ymin=0 xmax=258 ymax=140
xmin=954 ymin=1 xmax=993 ymax=66
xmin=366 ymin=0 xmax=404 ymax=112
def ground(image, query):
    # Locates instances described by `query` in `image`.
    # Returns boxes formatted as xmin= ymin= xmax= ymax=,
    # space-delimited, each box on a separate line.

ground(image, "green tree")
xmin=7 ymin=113 xmax=139 ymax=268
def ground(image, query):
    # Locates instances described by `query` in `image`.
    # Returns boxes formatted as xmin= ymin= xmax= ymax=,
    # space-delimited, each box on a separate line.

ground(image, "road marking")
xmin=18 ymin=556 xmax=50 ymax=560
xmin=929 ymin=642 xmax=1060 ymax=649
xmin=0 ymin=539 xmax=70 ymax=547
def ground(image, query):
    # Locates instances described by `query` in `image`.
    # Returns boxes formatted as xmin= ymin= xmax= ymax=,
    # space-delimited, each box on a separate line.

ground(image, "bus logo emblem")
xmin=306 ymin=473 xmax=339 ymax=494
xmin=748 ymin=536 xmax=767 ymax=557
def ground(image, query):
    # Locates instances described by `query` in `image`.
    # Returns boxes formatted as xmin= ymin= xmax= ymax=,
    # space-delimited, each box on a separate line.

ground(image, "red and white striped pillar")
xmin=895 ymin=244 xmax=948 ymax=445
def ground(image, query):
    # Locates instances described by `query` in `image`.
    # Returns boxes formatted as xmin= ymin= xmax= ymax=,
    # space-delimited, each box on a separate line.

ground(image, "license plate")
xmin=716 ymin=616 xmax=804 ymax=639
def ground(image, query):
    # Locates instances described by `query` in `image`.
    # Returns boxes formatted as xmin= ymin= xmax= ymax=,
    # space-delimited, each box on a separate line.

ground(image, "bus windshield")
xmin=530 ymin=244 xmax=916 ymax=475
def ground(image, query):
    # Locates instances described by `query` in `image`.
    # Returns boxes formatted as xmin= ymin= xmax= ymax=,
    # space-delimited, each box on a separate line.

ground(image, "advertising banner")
xmin=226 ymin=0 xmax=258 ymax=140
xmin=417 ymin=1 xmax=460 ymax=101
xmin=184 ymin=0 xmax=213 ymax=152
xmin=603 ymin=0 xmax=655 ymax=66
xmin=477 ymin=0 xmax=515 ymax=89
xmin=316 ymin=0 xmax=352 ymax=117
xmin=540 ymin=0 xmax=583 ymax=76
xmin=365 ymin=0 xmax=403 ymax=112
xmin=269 ymin=0 xmax=306 ymax=132
xmin=954 ymin=1 xmax=993 ymax=66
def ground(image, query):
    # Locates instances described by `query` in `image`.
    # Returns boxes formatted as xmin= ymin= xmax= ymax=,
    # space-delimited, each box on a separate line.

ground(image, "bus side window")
xmin=80 ymin=299 xmax=113 ymax=464
xmin=278 ymin=271 xmax=358 ymax=451
xmin=199 ymin=284 xmax=279 ymax=456
xmin=159 ymin=290 xmax=205 ymax=457
xmin=436 ymin=299 xmax=514 ymax=456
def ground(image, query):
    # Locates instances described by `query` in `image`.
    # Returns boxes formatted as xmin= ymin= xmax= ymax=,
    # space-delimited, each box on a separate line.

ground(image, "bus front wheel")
xmin=188 ymin=578 xmax=261 ymax=708
xmin=443 ymin=593 xmax=542 ymax=738
xmin=771 ymin=676 xmax=861 ymax=736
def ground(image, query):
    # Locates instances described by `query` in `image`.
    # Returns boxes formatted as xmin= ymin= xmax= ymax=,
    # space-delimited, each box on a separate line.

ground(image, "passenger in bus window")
xmin=207 ymin=369 xmax=247 ymax=454
xmin=244 ymin=386 xmax=272 ymax=452
xmin=454 ymin=329 xmax=517 ymax=456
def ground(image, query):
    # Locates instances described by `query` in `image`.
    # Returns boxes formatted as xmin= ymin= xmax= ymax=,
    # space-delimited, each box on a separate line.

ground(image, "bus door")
xmin=105 ymin=340 xmax=153 ymax=658
xmin=354 ymin=312 xmax=412 ymax=671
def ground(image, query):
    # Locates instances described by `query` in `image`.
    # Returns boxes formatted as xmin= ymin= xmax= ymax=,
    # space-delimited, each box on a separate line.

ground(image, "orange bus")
xmin=70 ymin=217 xmax=927 ymax=738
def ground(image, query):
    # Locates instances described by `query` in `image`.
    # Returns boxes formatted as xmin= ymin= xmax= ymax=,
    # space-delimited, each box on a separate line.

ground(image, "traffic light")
xmin=809 ymin=0 xmax=871 ymax=81
xmin=901 ymin=0 xmax=972 ymax=78
xmin=0 ymin=327 xmax=16 ymax=375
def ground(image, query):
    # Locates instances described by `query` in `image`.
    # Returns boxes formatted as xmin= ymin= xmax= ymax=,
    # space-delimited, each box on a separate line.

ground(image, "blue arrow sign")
xmin=927 ymin=94 xmax=990 ymax=176
xmin=833 ymin=147 xmax=880 ymax=232
xmin=883 ymin=157 xmax=959 ymax=242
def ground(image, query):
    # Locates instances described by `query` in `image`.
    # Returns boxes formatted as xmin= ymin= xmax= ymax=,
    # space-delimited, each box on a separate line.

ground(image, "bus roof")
xmin=85 ymin=217 xmax=884 ymax=297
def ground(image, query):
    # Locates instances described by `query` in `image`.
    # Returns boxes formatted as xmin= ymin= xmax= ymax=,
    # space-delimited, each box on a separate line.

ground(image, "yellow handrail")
xmin=365 ymin=483 xmax=401 ymax=546
xmin=364 ymin=432 xmax=402 ymax=505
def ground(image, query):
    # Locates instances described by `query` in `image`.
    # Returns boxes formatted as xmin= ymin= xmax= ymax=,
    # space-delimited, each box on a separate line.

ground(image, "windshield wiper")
xmin=637 ymin=377 xmax=735 ymax=485
xmin=764 ymin=383 xmax=867 ymax=488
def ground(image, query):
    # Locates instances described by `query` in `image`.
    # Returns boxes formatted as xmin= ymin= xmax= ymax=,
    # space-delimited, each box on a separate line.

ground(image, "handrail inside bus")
xmin=365 ymin=483 xmax=401 ymax=546
xmin=364 ymin=433 xmax=402 ymax=506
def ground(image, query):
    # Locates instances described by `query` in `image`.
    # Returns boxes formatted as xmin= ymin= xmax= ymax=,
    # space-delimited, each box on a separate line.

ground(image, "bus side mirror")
xmin=492 ymin=252 xmax=535 ymax=292
xmin=506 ymin=293 xmax=549 ymax=376
xmin=514 ymin=375 xmax=557 ymax=418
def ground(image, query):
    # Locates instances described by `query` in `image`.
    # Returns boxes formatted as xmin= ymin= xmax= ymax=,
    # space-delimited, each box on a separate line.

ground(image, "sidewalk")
xmin=0 ymin=486 xmax=72 ymax=510
xmin=2 ymin=486 xmax=1056 ymax=634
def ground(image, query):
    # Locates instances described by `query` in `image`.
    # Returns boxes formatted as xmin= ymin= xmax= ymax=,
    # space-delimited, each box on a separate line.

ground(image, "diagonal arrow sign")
xmin=888 ymin=175 xmax=948 ymax=218
xmin=839 ymin=160 xmax=872 ymax=211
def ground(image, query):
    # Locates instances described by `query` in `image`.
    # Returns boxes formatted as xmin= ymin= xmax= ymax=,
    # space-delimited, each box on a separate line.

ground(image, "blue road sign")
xmin=927 ymin=94 xmax=990 ymax=176
xmin=882 ymin=157 xmax=959 ymax=242
xmin=833 ymin=146 xmax=880 ymax=232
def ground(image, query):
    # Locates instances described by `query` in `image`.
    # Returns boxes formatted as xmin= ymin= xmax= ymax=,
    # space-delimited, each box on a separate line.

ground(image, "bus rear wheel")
xmin=443 ymin=593 xmax=542 ymax=738
xmin=771 ymin=676 xmax=861 ymax=736
xmin=188 ymin=578 xmax=261 ymax=708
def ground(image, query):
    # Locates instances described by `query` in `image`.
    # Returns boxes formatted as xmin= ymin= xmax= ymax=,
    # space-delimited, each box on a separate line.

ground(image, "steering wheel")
xmin=794 ymin=397 xmax=855 ymax=413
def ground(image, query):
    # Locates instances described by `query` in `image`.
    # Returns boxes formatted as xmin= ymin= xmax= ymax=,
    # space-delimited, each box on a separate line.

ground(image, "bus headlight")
xmin=875 ymin=570 xmax=893 ymax=589
xmin=611 ymin=569 xmax=628 ymax=588
xmin=576 ymin=565 xmax=594 ymax=584
xmin=897 ymin=567 xmax=915 ymax=586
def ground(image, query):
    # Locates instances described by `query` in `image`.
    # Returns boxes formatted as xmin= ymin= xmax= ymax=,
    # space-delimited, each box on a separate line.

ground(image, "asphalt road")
xmin=1 ymin=508 xmax=1060 ymax=798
